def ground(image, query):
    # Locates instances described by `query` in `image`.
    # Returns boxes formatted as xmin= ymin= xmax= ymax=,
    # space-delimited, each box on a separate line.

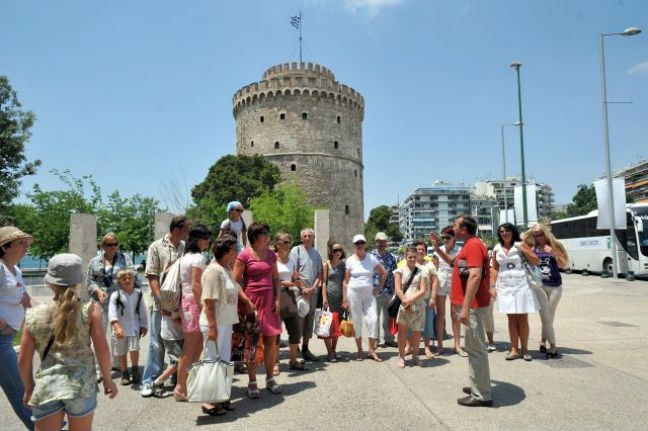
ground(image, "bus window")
xmin=625 ymin=213 xmax=639 ymax=260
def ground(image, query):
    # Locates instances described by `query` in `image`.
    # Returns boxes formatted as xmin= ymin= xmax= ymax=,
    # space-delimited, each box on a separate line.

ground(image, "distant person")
xmin=233 ymin=222 xmax=282 ymax=398
xmin=431 ymin=215 xmax=493 ymax=407
xmin=321 ymin=240 xmax=345 ymax=361
xmin=529 ymin=223 xmax=568 ymax=358
xmin=86 ymin=233 xmax=139 ymax=379
xmin=393 ymin=246 xmax=428 ymax=368
xmin=108 ymin=270 xmax=148 ymax=386
xmin=370 ymin=232 xmax=398 ymax=348
xmin=140 ymin=216 xmax=191 ymax=398
xmin=289 ymin=228 xmax=323 ymax=362
xmin=431 ymin=226 xmax=465 ymax=356
xmin=219 ymin=201 xmax=247 ymax=253
xmin=490 ymin=223 xmax=540 ymax=361
xmin=18 ymin=254 xmax=118 ymax=431
xmin=0 ymin=226 xmax=35 ymax=430
xmin=342 ymin=234 xmax=387 ymax=362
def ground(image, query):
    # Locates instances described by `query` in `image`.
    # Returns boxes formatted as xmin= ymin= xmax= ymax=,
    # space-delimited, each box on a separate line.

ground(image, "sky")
xmin=3 ymin=0 xmax=647 ymax=219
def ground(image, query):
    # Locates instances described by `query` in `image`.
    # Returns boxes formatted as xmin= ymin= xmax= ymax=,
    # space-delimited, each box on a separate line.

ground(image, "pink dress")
xmin=237 ymin=248 xmax=282 ymax=336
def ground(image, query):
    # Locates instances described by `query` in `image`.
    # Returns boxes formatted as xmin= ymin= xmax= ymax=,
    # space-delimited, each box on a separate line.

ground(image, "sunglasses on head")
xmin=105 ymin=243 xmax=119 ymax=247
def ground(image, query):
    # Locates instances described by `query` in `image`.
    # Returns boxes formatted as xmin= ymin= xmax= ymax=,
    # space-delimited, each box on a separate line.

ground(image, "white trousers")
xmin=533 ymin=285 xmax=562 ymax=345
xmin=347 ymin=287 xmax=378 ymax=339
xmin=200 ymin=324 xmax=233 ymax=362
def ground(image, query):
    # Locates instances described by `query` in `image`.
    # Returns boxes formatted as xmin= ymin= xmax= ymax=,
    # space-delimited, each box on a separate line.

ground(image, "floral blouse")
xmin=25 ymin=300 xmax=96 ymax=406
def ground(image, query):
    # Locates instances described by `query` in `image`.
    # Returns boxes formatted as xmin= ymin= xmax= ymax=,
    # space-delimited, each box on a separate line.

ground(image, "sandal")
xmin=424 ymin=348 xmax=435 ymax=359
xmin=397 ymin=356 xmax=405 ymax=368
xmin=523 ymin=353 xmax=533 ymax=361
xmin=505 ymin=352 xmax=520 ymax=361
xmin=223 ymin=400 xmax=235 ymax=411
xmin=266 ymin=377 xmax=282 ymax=394
xmin=456 ymin=348 xmax=468 ymax=357
xmin=546 ymin=350 xmax=560 ymax=359
xmin=356 ymin=352 xmax=364 ymax=361
xmin=368 ymin=351 xmax=383 ymax=362
xmin=328 ymin=352 xmax=337 ymax=363
xmin=273 ymin=362 xmax=280 ymax=376
xmin=539 ymin=344 xmax=547 ymax=353
xmin=289 ymin=360 xmax=305 ymax=370
xmin=412 ymin=356 xmax=424 ymax=367
xmin=247 ymin=381 xmax=260 ymax=399
xmin=201 ymin=404 xmax=226 ymax=416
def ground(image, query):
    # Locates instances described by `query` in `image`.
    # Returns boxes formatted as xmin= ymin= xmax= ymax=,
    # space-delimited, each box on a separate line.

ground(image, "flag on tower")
xmin=290 ymin=15 xmax=301 ymax=29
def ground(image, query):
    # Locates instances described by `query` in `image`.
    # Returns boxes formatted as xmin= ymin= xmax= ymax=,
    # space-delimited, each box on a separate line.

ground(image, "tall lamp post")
xmin=600 ymin=26 xmax=642 ymax=278
xmin=509 ymin=62 xmax=528 ymax=229
xmin=500 ymin=121 xmax=522 ymax=223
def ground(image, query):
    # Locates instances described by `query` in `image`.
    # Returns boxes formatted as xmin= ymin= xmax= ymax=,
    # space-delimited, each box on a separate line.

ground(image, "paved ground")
xmin=3 ymin=273 xmax=647 ymax=430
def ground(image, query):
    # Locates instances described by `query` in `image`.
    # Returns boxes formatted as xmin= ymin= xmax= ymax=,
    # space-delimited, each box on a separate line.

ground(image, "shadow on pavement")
xmin=491 ymin=380 xmax=525 ymax=407
xmin=194 ymin=381 xmax=317 ymax=426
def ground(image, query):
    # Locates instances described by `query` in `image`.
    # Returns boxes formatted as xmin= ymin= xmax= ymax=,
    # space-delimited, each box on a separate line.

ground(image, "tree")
xmin=0 ymin=75 xmax=41 ymax=221
xmin=190 ymin=155 xmax=281 ymax=227
xmin=248 ymin=182 xmax=315 ymax=240
xmin=364 ymin=205 xmax=403 ymax=243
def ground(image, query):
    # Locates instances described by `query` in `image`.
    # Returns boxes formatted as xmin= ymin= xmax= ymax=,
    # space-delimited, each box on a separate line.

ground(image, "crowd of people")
xmin=0 ymin=204 xmax=569 ymax=429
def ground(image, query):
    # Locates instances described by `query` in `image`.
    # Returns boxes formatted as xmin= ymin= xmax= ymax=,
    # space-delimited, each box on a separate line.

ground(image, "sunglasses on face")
xmin=233 ymin=209 xmax=243 ymax=213
xmin=533 ymin=233 xmax=545 ymax=238
xmin=354 ymin=241 xmax=366 ymax=246
xmin=118 ymin=276 xmax=133 ymax=281
xmin=333 ymin=248 xmax=343 ymax=253
xmin=441 ymin=236 xmax=452 ymax=240
xmin=499 ymin=229 xmax=511 ymax=234
xmin=105 ymin=243 xmax=119 ymax=247
xmin=279 ymin=240 xmax=292 ymax=245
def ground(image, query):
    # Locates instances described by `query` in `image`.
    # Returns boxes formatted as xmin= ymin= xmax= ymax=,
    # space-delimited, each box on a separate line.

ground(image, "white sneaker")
xmin=140 ymin=384 xmax=153 ymax=397
xmin=487 ymin=344 xmax=497 ymax=352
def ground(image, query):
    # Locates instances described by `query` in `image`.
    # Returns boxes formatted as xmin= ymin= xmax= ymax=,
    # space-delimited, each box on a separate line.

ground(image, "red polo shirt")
xmin=450 ymin=237 xmax=491 ymax=308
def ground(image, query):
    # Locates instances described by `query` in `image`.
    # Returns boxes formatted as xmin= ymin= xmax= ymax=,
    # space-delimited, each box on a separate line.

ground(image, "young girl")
xmin=108 ymin=270 xmax=148 ymax=385
xmin=219 ymin=201 xmax=247 ymax=252
xmin=18 ymin=253 xmax=118 ymax=431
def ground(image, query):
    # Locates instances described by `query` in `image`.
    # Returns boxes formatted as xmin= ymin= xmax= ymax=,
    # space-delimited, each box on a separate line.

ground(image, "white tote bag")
xmin=159 ymin=242 xmax=185 ymax=312
xmin=312 ymin=309 xmax=333 ymax=338
xmin=186 ymin=340 xmax=234 ymax=403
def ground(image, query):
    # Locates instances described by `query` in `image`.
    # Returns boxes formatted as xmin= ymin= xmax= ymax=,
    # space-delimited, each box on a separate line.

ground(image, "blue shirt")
xmin=371 ymin=249 xmax=397 ymax=296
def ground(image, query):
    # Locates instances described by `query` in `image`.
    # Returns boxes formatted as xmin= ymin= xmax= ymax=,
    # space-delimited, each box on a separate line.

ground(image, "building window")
xmin=345 ymin=205 xmax=350 ymax=215
xmin=260 ymin=116 xmax=264 ymax=123
xmin=250 ymin=140 xmax=254 ymax=147
xmin=337 ymin=115 xmax=341 ymax=124
xmin=291 ymin=164 xmax=296 ymax=171
xmin=302 ymin=112 xmax=308 ymax=120
xmin=354 ymin=169 xmax=357 ymax=177
xmin=334 ymin=141 xmax=339 ymax=149
xmin=280 ymin=113 xmax=285 ymax=120
xmin=274 ymin=141 xmax=280 ymax=149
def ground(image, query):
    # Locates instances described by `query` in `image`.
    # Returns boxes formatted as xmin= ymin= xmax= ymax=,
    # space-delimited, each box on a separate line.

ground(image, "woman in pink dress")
xmin=232 ymin=222 xmax=282 ymax=399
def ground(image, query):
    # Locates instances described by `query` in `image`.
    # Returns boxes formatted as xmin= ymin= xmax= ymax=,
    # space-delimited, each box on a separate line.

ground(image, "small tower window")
xmin=280 ymin=113 xmax=286 ymax=120
xmin=302 ymin=112 xmax=308 ymax=120
xmin=260 ymin=116 xmax=264 ymax=123
xmin=250 ymin=140 xmax=254 ymax=147
xmin=274 ymin=141 xmax=280 ymax=149
xmin=337 ymin=115 xmax=341 ymax=124
xmin=291 ymin=164 xmax=296 ymax=171
xmin=345 ymin=205 xmax=350 ymax=215
xmin=334 ymin=141 xmax=339 ymax=149
xmin=354 ymin=169 xmax=357 ymax=177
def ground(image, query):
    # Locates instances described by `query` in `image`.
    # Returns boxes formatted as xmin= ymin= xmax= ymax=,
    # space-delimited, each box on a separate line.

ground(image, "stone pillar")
xmin=154 ymin=212 xmax=175 ymax=241
xmin=68 ymin=213 xmax=97 ymax=301
xmin=314 ymin=209 xmax=330 ymax=260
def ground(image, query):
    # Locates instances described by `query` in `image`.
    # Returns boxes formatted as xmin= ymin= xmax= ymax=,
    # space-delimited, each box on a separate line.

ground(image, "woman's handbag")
xmin=388 ymin=266 xmax=419 ymax=318
xmin=312 ymin=309 xmax=333 ymax=338
xmin=159 ymin=242 xmax=185 ymax=312
xmin=524 ymin=262 xmax=543 ymax=288
xmin=296 ymin=294 xmax=310 ymax=318
xmin=339 ymin=309 xmax=355 ymax=338
xmin=279 ymin=286 xmax=298 ymax=319
xmin=231 ymin=308 xmax=260 ymax=364
xmin=186 ymin=340 xmax=234 ymax=403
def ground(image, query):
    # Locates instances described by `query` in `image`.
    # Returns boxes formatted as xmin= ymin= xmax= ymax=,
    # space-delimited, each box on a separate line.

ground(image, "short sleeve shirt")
xmin=237 ymin=248 xmax=277 ymax=294
xmin=289 ymin=245 xmax=323 ymax=287
xmin=0 ymin=263 xmax=26 ymax=330
xmin=371 ymin=250 xmax=397 ymax=295
xmin=179 ymin=252 xmax=207 ymax=295
xmin=346 ymin=254 xmax=379 ymax=292
xmin=450 ymin=237 xmax=491 ymax=308
xmin=393 ymin=265 xmax=428 ymax=304
xmin=200 ymin=262 xmax=240 ymax=327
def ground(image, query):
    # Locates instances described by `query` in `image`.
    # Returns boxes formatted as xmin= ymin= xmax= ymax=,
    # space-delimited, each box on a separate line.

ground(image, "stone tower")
xmin=233 ymin=62 xmax=365 ymax=246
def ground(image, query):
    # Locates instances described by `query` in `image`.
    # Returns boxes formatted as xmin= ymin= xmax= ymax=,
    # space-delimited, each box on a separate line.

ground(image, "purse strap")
xmin=202 ymin=339 xmax=220 ymax=361
xmin=402 ymin=266 xmax=419 ymax=295
xmin=42 ymin=335 xmax=55 ymax=362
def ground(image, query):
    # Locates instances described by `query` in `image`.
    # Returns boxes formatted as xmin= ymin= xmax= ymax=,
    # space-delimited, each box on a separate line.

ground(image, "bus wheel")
xmin=603 ymin=258 xmax=613 ymax=274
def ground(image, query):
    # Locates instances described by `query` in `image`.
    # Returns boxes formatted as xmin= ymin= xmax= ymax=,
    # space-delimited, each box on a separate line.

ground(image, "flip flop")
xmin=456 ymin=349 xmax=468 ymax=357
xmin=368 ymin=352 xmax=383 ymax=362
xmin=505 ymin=352 xmax=520 ymax=361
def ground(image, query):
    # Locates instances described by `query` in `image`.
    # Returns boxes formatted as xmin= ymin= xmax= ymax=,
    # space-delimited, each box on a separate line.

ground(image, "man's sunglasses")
xmin=105 ymin=243 xmax=119 ymax=247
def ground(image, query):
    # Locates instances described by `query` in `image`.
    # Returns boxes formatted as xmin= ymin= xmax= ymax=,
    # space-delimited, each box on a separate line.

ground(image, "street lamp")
xmin=509 ymin=61 xmax=528 ymax=229
xmin=500 ymin=121 xmax=522 ymax=223
xmin=599 ymin=26 xmax=642 ymax=278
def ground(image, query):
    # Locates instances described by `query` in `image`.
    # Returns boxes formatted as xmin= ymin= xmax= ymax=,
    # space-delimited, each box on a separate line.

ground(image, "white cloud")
xmin=627 ymin=61 xmax=648 ymax=76
xmin=343 ymin=0 xmax=406 ymax=17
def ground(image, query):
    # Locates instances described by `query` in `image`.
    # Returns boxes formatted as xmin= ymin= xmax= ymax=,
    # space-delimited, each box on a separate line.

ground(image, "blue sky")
xmin=3 ymin=0 xmax=647 ymax=218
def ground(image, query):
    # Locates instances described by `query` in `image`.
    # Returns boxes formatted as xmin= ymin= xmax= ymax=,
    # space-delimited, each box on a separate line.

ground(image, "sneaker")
xmin=96 ymin=371 xmax=103 ymax=383
xmin=120 ymin=370 xmax=131 ymax=386
xmin=130 ymin=366 xmax=141 ymax=385
xmin=152 ymin=380 xmax=166 ymax=398
xmin=487 ymin=344 xmax=497 ymax=352
xmin=140 ymin=384 xmax=153 ymax=397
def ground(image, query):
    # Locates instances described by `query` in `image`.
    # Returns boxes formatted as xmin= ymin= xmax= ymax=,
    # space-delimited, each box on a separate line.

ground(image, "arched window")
xmin=337 ymin=115 xmax=341 ymax=124
xmin=274 ymin=141 xmax=280 ymax=149
xmin=302 ymin=112 xmax=308 ymax=120
xmin=251 ymin=140 xmax=254 ymax=147
xmin=280 ymin=113 xmax=286 ymax=120
xmin=260 ymin=115 xmax=264 ymax=123
xmin=291 ymin=164 xmax=296 ymax=171
xmin=334 ymin=141 xmax=339 ymax=149
xmin=354 ymin=169 xmax=357 ymax=177
xmin=345 ymin=205 xmax=350 ymax=215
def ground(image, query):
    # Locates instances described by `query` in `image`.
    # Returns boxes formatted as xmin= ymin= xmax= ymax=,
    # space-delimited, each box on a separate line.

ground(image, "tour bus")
xmin=550 ymin=203 xmax=648 ymax=275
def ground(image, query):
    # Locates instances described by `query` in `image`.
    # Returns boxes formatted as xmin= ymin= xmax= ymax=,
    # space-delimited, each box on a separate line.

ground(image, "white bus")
xmin=550 ymin=203 xmax=648 ymax=275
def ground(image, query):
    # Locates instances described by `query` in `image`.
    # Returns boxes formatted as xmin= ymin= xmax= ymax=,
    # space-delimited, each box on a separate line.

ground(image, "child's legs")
xmin=68 ymin=412 xmax=94 ymax=431
xmin=35 ymin=411 xmax=66 ymax=431
xmin=119 ymin=355 xmax=127 ymax=371
xmin=129 ymin=350 xmax=139 ymax=367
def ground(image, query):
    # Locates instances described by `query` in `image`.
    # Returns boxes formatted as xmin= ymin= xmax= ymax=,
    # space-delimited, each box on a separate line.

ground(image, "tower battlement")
xmin=262 ymin=62 xmax=335 ymax=81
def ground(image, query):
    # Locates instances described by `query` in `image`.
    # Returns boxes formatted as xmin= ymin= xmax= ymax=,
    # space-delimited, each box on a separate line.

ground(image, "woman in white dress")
xmin=490 ymin=223 xmax=540 ymax=361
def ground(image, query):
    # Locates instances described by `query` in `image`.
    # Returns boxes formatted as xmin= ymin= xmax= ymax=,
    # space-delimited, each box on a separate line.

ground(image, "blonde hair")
xmin=529 ymin=223 xmax=569 ymax=268
xmin=116 ymin=269 xmax=135 ymax=281
xmin=51 ymin=285 xmax=81 ymax=345
xmin=101 ymin=233 xmax=119 ymax=247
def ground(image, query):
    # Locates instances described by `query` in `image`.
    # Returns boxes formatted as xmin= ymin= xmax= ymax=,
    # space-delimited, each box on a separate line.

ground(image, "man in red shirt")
xmin=431 ymin=215 xmax=492 ymax=407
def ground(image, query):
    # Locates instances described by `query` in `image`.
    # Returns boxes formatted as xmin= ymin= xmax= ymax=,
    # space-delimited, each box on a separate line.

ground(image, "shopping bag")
xmin=186 ymin=340 xmax=234 ymax=403
xmin=389 ymin=317 xmax=398 ymax=336
xmin=312 ymin=309 xmax=333 ymax=338
xmin=339 ymin=309 xmax=355 ymax=338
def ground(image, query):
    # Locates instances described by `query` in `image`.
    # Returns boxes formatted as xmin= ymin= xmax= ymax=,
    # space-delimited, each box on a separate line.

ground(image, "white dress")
xmin=494 ymin=243 xmax=540 ymax=314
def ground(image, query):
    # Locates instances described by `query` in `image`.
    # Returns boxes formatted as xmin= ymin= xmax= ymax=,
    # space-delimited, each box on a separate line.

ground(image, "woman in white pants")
xmin=342 ymin=234 xmax=387 ymax=362
xmin=529 ymin=224 xmax=568 ymax=359
xmin=199 ymin=234 xmax=240 ymax=415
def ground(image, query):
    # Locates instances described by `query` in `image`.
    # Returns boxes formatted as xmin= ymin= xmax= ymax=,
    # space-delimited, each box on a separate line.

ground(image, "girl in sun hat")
xmin=18 ymin=253 xmax=118 ymax=431
xmin=219 ymin=201 xmax=247 ymax=252
xmin=0 ymin=226 xmax=35 ymax=430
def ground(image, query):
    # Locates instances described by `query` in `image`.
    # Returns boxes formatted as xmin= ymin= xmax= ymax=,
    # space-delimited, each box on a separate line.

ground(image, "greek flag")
xmin=290 ymin=15 xmax=301 ymax=29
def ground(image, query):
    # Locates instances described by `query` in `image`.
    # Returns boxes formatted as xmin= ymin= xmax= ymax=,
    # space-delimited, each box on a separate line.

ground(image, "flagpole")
xmin=299 ymin=10 xmax=303 ymax=63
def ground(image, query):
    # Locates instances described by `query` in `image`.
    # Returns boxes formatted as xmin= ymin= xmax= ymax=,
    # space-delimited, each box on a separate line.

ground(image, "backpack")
xmin=116 ymin=288 xmax=143 ymax=317
xmin=159 ymin=242 xmax=185 ymax=312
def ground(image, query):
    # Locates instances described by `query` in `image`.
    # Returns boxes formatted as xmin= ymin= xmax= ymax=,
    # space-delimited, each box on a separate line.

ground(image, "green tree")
xmin=364 ymin=205 xmax=403 ymax=243
xmin=0 ymin=75 xmax=41 ymax=222
xmin=566 ymin=184 xmax=597 ymax=217
xmin=190 ymin=155 xmax=281 ymax=227
xmin=248 ymin=183 xmax=315 ymax=240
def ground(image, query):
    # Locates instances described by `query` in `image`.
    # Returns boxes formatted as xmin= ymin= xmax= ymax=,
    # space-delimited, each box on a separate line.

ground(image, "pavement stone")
xmin=2 ymin=273 xmax=647 ymax=430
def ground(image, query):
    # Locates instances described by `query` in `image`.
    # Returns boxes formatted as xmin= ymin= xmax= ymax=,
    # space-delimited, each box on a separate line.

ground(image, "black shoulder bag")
xmin=388 ymin=266 xmax=419 ymax=318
